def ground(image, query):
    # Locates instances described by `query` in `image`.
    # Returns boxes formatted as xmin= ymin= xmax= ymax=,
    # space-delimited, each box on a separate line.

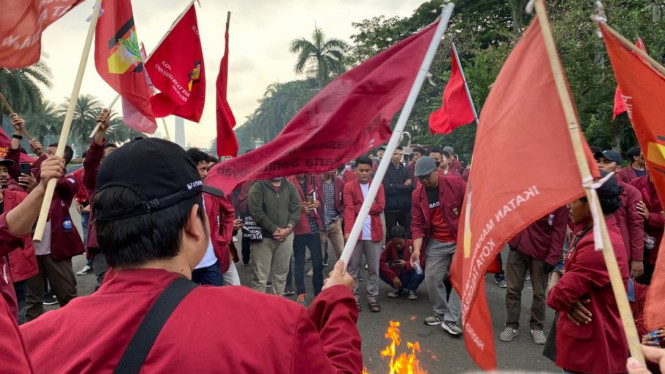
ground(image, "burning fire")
xmin=364 ymin=320 xmax=427 ymax=374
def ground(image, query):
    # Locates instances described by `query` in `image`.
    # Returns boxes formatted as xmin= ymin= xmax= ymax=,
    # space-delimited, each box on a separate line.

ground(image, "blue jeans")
xmin=191 ymin=261 xmax=223 ymax=286
xmin=287 ymin=233 xmax=323 ymax=295
xmin=380 ymin=270 xmax=424 ymax=291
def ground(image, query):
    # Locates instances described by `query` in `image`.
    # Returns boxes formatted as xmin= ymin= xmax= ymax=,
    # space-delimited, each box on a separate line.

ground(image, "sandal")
xmin=369 ymin=302 xmax=381 ymax=313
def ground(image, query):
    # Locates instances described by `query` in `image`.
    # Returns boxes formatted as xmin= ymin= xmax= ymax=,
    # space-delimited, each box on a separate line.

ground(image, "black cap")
xmin=594 ymin=150 xmax=622 ymax=164
xmin=94 ymin=138 xmax=223 ymax=222
xmin=0 ymin=158 xmax=15 ymax=168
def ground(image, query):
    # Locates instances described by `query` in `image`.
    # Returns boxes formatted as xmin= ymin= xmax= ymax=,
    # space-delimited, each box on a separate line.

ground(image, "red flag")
xmin=216 ymin=15 xmax=237 ymax=157
xmin=600 ymin=23 xmax=665 ymax=331
xmin=429 ymin=45 xmax=475 ymax=135
xmin=449 ymin=18 xmax=598 ymax=370
xmin=94 ymin=0 xmax=156 ymax=134
xmin=206 ymin=22 xmax=439 ymax=194
xmin=0 ymin=1 xmax=84 ymax=68
xmin=612 ymin=37 xmax=647 ymax=120
xmin=145 ymin=4 xmax=205 ymax=122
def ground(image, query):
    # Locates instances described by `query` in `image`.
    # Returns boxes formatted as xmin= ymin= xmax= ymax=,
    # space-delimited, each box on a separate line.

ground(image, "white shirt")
xmin=195 ymin=199 xmax=219 ymax=269
xmin=360 ymin=183 xmax=372 ymax=240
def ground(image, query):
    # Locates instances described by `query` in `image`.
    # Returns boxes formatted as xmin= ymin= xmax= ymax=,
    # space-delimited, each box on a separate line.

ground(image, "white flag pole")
xmin=451 ymin=42 xmax=479 ymax=126
xmin=339 ymin=3 xmax=456 ymax=268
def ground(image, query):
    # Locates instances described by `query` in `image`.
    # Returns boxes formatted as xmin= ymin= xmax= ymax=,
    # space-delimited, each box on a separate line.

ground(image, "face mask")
xmin=435 ymin=161 xmax=441 ymax=168
xmin=271 ymin=177 xmax=282 ymax=181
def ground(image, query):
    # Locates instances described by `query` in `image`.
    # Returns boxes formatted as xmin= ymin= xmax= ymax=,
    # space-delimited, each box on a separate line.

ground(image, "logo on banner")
xmin=106 ymin=18 xmax=143 ymax=74
xmin=188 ymin=60 xmax=201 ymax=91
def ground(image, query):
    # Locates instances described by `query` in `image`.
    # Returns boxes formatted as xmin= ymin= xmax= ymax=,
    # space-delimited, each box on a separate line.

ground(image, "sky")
xmin=40 ymin=0 xmax=426 ymax=148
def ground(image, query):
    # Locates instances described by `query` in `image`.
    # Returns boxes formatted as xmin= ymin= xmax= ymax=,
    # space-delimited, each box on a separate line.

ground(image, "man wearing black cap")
xmin=20 ymin=138 xmax=362 ymax=373
xmin=410 ymin=156 xmax=466 ymax=336
xmin=618 ymin=146 xmax=647 ymax=184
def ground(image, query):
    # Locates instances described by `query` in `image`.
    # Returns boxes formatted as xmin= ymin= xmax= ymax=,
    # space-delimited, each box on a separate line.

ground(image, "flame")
xmin=368 ymin=320 xmax=427 ymax=374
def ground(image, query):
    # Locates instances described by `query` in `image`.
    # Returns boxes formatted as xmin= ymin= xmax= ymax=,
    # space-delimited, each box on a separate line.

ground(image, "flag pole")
xmin=451 ymin=42 xmax=479 ymax=126
xmin=533 ymin=0 xmax=644 ymax=364
xmin=161 ymin=118 xmax=171 ymax=141
xmin=34 ymin=0 xmax=103 ymax=242
xmin=89 ymin=94 xmax=120 ymax=138
xmin=339 ymin=3 xmax=455 ymax=268
xmin=600 ymin=23 xmax=665 ymax=77
xmin=0 ymin=91 xmax=35 ymax=142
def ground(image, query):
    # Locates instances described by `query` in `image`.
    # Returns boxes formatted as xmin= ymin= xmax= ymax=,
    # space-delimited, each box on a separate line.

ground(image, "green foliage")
xmin=290 ymin=28 xmax=350 ymax=88
xmin=0 ymin=59 xmax=52 ymax=114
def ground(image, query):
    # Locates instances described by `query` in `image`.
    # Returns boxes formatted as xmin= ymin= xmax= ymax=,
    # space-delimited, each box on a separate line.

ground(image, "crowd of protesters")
xmin=0 ymin=110 xmax=664 ymax=373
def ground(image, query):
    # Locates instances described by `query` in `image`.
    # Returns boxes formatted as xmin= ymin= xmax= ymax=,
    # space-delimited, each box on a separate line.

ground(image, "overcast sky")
xmin=41 ymin=0 xmax=425 ymax=148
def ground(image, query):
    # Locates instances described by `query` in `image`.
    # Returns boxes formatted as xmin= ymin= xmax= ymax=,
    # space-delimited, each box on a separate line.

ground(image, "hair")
xmin=395 ymin=145 xmax=403 ymax=151
xmin=378 ymin=146 xmax=386 ymax=151
xmin=428 ymin=148 xmax=442 ymax=156
xmin=626 ymin=146 xmax=641 ymax=161
xmin=390 ymin=225 xmax=407 ymax=239
xmin=93 ymin=186 xmax=207 ymax=268
xmin=441 ymin=150 xmax=451 ymax=159
xmin=355 ymin=155 xmax=373 ymax=168
xmin=206 ymin=154 xmax=219 ymax=164
xmin=186 ymin=148 xmax=208 ymax=165
xmin=589 ymin=146 xmax=602 ymax=154
xmin=104 ymin=143 xmax=118 ymax=150
xmin=48 ymin=143 xmax=74 ymax=165
xmin=413 ymin=146 xmax=426 ymax=155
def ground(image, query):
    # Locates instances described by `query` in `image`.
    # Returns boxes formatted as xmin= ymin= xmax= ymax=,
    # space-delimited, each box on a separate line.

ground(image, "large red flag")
xmin=0 ymin=0 xmax=84 ymax=68
xmin=449 ymin=18 xmax=598 ymax=370
xmin=94 ymin=0 xmax=156 ymax=134
xmin=216 ymin=15 xmax=237 ymax=157
xmin=600 ymin=23 xmax=665 ymax=331
xmin=612 ymin=37 xmax=647 ymax=120
xmin=429 ymin=45 xmax=475 ymax=135
xmin=206 ymin=21 xmax=439 ymax=194
xmin=145 ymin=4 xmax=205 ymax=122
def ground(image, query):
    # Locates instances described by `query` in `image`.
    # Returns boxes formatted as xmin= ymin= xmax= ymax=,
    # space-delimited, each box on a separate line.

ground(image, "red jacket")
xmin=410 ymin=175 xmax=466 ymax=242
xmin=337 ymin=169 xmax=357 ymax=185
xmin=438 ymin=168 xmax=461 ymax=177
xmin=21 ymin=268 xmax=362 ymax=374
xmin=614 ymin=182 xmax=645 ymax=263
xmin=630 ymin=176 xmax=664 ymax=264
xmin=315 ymin=174 xmax=345 ymax=219
xmin=32 ymin=155 xmax=84 ymax=261
xmin=617 ymin=164 xmax=643 ymax=185
xmin=343 ymin=179 xmax=385 ymax=242
xmin=508 ymin=206 xmax=568 ymax=266
xmin=449 ymin=158 xmax=462 ymax=175
xmin=204 ymin=194 xmax=235 ymax=273
xmin=379 ymin=239 xmax=425 ymax=281
xmin=287 ymin=175 xmax=323 ymax=235
xmin=232 ymin=180 xmax=255 ymax=216
xmin=547 ymin=216 xmax=629 ymax=374
xmin=70 ymin=167 xmax=88 ymax=205
xmin=83 ymin=140 xmax=105 ymax=251
xmin=3 ymin=189 xmax=38 ymax=283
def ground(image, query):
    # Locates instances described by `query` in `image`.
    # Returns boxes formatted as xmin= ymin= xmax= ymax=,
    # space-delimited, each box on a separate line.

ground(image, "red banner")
xmin=206 ymin=22 xmax=439 ymax=195
xmin=612 ymin=37 xmax=647 ymax=120
xmin=449 ymin=18 xmax=597 ymax=370
xmin=600 ymin=23 xmax=665 ymax=331
xmin=0 ymin=0 xmax=83 ymax=68
xmin=94 ymin=0 xmax=156 ymax=134
xmin=216 ymin=15 xmax=237 ymax=157
xmin=146 ymin=4 xmax=205 ymax=122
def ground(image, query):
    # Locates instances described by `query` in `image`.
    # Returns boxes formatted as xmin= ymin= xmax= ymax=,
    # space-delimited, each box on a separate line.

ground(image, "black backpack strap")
xmin=113 ymin=277 xmax=197 ymax=374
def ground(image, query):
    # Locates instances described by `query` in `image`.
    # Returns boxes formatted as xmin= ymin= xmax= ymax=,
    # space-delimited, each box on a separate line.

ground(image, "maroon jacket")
xmin=315 ymin=174 xmax=345 ymax=219
xmin=32 ymin=155 xmax=84 ymax=261
xmin=379 ymin=239 xmax=425 ymax=281
xmin=630 ymin=176 xmax=664 ymax=264
xmin=337 ymin=169 xmax=357 ymax=185
xmin=343 ymin=179 xmax=384 ymax=242
xmin=232 ymin=180 xmax=255 ymax=216
xmin=449 ymin=158 xmax=462 ymax=175
xmin=3 ymin=190 xmax=38 ymax=283
xmin=547 ymin=216 xmax=629 ymax=374
xmin=83 ymin=140 xmax=105 ymax=251
xmin=410 ymin=175 xmax=466 ymax=242
xmin=22 ymin=269 xmax=362 ymax=374
xmin=614 ymin=181 xmax=645 ymax=263
xmin=287 ymin=175 xmax=323 ymax=235
xmin=617 ymin=164 xmax=644 ymax=185
xmin=508 ymin=206 xmax=568 ymax=266
xmin=204 ymin=194 xmax=235 ymax=273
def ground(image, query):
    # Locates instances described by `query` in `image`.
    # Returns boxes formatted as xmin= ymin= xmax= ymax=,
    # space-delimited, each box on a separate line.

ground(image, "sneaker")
xmin=442 ymin=321 xmax=463 ymax=336
xmin=387 ymin=289 xmax=403 ymax=298
xmin=43 ymin=294 xmax=58 ymax=306
xmin=499 ymin=327 xmax=519 ymax=342
xmin=283 ymin=287 xmax=295 ymax=296
xmin=307 ymin=269 xmax=313 ymax=277
xmin=76 ymin=265 xmax=93 ymax=275
xmin=531 ymin=329 xmax=546 ymax=345
xmin=407 ymin=290 xmax=418 ymax=300
xmin=424 ymin=315 xmax=443 ymax=326
xmin=497 ymin=279 xmax=507 ymax=288
xmin=525 ymin=273 xmax=531 ymax=282
xmin=322 ymin=259 xmax=329 ymax=267
xmin=296 ymin=294 xmax=307 ymax=306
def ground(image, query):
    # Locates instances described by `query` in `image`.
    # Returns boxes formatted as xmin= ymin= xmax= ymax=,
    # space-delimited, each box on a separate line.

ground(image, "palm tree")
xmin=58 ymin=94 xmax=104 ymax=154
xmin=289 ymin=27 xmax=349 ymax=88
xmin=106 ymin=114 xmax=143 ymax=145
xmin=22 ymin=100 xmax=62 ymax=145
xmin=0 ymin=59 xmax=52 ymax=114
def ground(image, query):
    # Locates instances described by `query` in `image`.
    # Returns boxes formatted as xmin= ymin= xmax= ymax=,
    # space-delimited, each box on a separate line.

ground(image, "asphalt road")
xmin=67 ymin=242 xmax=559 ymax=374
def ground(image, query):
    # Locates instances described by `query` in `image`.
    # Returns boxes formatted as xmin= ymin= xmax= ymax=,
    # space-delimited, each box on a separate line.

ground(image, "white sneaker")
xmin=531 ymin=329 xmax=546 ymax=345
xmin=442 ymin=321 xmax=463 ymax=336
xmin=499 ymin=327 xmax=519 ymax=342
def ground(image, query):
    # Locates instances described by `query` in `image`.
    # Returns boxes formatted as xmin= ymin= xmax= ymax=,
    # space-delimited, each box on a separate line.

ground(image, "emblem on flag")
xmin=188 ymin=60 xmax=201 ymax=91
xmin=106 ymin=18 xmax=142 ymax=74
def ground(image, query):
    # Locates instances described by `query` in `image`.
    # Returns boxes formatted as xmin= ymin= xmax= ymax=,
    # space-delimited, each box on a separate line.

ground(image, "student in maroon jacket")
xmin=631 ymin=174 xmax=664 ymax=285
xmin=410 ymin=156 xmax=466 ymax=336
xmin=547 ymin=174 xmax=629 ymax=374
xmin=379 ymin=225 xmax=424 ymax=300
xmin=443 ymin=146 xmax=462 ymax=175
xmin=21 ymin=138 xmax=362 ymax=374
xmin=344 ymin=155 xmax=385 ymax=313
xmin=618 ymin=146 xmax=647 ymax=184
xmin=596 ymin=150 xmax=645 ymax=278
xmin=500 ymin=206 xmax=567 ymax=345
xmin=0 ymin=154 xmax=65 ymax=374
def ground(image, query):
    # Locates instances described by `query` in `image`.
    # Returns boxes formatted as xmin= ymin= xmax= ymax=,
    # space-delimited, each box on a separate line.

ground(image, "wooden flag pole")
xmin=34 ymin=0 xmax=103 ymax=242
xmin=533 ymin=0 xmax=644 ymax=364
xmin=88 ymin=94 xmax=120 ymax=138
xmin=601 ymin=23 xmax=665 ymax=77
xmin=0 ymin=91 xmax=35 ymax=142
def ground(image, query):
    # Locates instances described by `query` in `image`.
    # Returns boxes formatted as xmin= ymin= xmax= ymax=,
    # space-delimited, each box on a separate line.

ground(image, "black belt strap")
xmin=113 ymin=277 xmax=197 ymax=374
